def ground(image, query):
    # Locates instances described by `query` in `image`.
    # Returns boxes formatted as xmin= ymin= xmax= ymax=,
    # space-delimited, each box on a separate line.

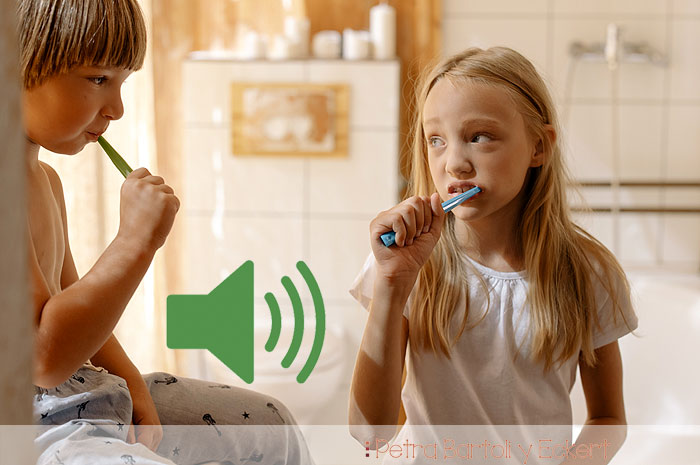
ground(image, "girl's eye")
xmin=428 ymin=136 xmax=445 ymax=148
xmin=88 ymin=76 xmax=107 ymax=85
xmin=471 ymin=133 xmax=492 ymax=144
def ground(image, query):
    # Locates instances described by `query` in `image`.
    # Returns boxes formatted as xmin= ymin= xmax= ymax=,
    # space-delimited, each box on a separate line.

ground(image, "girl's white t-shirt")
xmin=349 ymin=252 xmax=638 ymax=426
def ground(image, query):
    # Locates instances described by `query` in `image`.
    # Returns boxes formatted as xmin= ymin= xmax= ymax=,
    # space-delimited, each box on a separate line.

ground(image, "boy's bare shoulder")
xmin=39 ymin=160 xmax=62 ymax=188
xmin=39 ymin=161 xmax=67 ymax=211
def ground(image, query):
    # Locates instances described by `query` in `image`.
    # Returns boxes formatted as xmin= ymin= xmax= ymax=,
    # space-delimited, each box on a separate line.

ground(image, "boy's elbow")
xmin=33 ymin=351 xmax=72 ymax=389
xmin=33 ymin=364 xmax=63 ymax=389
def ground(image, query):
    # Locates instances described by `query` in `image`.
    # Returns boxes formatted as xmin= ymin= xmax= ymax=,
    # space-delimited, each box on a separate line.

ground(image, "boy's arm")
xmin=91 ymin=334 xmax=163 ymax=451
xmin=34 ymin=165 xmax=177 ymax=388
xmin=89 ymin=334 xmax=144 ymax=389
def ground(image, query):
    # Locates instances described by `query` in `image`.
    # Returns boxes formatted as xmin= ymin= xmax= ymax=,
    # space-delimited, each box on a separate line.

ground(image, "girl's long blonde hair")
xmin=409 ymin=47 xmax=634 ymax=370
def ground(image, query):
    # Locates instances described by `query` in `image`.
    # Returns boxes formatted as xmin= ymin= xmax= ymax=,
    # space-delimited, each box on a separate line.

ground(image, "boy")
xmin=21 ymin=0 xmax=312 ymax=463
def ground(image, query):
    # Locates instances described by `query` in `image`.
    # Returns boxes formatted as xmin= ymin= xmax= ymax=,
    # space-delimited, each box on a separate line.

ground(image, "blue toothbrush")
xmin=380 ymin=186 xmax=482 ymax=247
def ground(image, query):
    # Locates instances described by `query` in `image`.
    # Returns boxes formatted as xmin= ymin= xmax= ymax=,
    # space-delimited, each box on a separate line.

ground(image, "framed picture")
xmin=231 ymin=82 xmax=349 ymax=157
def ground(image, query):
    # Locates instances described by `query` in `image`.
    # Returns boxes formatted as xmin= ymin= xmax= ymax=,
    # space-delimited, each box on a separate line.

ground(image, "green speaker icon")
xmin=167 ymin=260 xmax=325 ymax=384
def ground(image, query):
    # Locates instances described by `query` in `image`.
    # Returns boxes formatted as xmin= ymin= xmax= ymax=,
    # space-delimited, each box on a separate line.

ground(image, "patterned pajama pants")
xmin=33 ymin=366 xmax=314 ymax=464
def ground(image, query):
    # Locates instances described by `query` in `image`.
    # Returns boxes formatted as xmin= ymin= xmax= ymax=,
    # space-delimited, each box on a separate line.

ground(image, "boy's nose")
xmin=102 ymin=92 xmax=124 ymax=121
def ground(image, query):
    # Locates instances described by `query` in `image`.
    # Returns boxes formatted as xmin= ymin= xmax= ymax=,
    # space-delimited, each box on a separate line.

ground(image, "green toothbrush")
xmin=97 ymin=135 xmax=133 ymax=178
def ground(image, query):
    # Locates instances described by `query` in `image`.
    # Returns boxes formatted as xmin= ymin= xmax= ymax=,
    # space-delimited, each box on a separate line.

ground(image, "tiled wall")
xmin=181 ymin=59 xmax=400 ymax=423
xmin=443 ymin=0 xmax=700 ymax=429
xmin=443 ymin=0 xmax=700 ymax=271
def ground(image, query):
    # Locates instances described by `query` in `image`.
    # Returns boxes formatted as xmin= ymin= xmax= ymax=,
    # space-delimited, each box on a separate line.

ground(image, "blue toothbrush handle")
xmin=379 ymin=186 xmax=481 ymax=248
xmin=380 ymin=231 xmax=396 ymax=247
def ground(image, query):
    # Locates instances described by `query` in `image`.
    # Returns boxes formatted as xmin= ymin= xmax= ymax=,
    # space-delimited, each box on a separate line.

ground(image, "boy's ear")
xmin=530 ymin=124 xmax=556 ymax=168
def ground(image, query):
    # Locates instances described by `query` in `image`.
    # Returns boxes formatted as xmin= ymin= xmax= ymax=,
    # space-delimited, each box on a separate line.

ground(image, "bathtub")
xmin=570 ymin=270 xmax=700 ymax=464
xmin=190 ymin=271 xmax=700 ymax=464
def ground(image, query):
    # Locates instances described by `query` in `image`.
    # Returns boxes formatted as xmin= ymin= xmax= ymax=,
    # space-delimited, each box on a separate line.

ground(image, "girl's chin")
xmin=450 ymin=208 xmax=479 ymax=222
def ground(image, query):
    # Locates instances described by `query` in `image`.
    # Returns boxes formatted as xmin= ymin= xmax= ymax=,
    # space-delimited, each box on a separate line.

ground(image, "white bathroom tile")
xmin=551 ymin=19 xmax=614 ymax=101
xmin=673 ymin=0 xmax=700 ymax=15
xmin=669 ymin=19 xmax=700 ymax=100
xmin=307 ymin=61 xmax=400 ymax=130
xmin=565 ymin=104 xmax=614 ymax=181
xmin=552 ymin=19 xmax=666 ymax=102
xmin=182 ymin=215 xmax=304 ymax=299
xmin=182 ymin=60 xmax=306 ymax=126
xmin=308 ymin=130 xmax=399 ymax=215
xmin=443 ymin=18 xmax=549 ymax=73
xmin=552 ymin=0 xmax=668 ymax=16
xmin=661 ymin=214 xmax=700 ymax=265
xmin=618 ymin=187 xmax=663 ymax=208
xmin=443 ymin=0 xmax=548 ymax=15
xmin=666 ymin=105 xmax=700 ymax=180
xmin=182 ymin=126 xmax=305 ymax=214
xmin=618 ymin=214 xmax=660 ymax=265
xmin=307 ymin=218 xmax=373 ymax=302
xmin=663 ymin=187 xmax=700 ymax=209
xmin=615 ymin=21 xmax=668 ymax=101
xmin=618 ymin=105 xmax=664 ymax=179
xmin=573 ymin=186 xmax=611 ymax=209
xmin=572 ymin=212 xmax=616 ymax=253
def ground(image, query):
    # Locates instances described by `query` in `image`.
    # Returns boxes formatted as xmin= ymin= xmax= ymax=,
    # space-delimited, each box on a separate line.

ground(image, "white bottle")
xmin=370 ymin=1 xmax=396 ymax=60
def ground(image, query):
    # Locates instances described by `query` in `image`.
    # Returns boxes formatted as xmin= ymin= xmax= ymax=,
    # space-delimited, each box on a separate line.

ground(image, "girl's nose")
xmin=445 ymin=145 xmax=474 ymax=177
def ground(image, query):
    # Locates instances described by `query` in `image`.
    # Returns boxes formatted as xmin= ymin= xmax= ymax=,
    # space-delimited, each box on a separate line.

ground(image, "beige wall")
xmin=0 ymin=0 xmax=35 ymax=462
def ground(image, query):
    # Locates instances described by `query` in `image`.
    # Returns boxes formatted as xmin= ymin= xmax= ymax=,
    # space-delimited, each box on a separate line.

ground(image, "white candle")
xmin=284 ymin=16 xmax=310 ymax=58
xmin=370 ymin=2 xmax=396 ymax=60
xmin=342 ymin=29 xmax=371 ymax=60
xmin=239 ymin=30 xmax=266 ymax=60
xmin=268 ymin=34 xmax=293 ymax=60
xmin=312 ymin=30 xmax=342 ymax=59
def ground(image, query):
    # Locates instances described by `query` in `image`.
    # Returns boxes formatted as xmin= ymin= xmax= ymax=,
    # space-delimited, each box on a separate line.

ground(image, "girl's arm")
xmin=33 ymin=165 xmax=178 ymax=388
xmin=349 ymin=193 xmax=445 ymax=446
xmin=562 ymin=341 xmax=627 ymax=465
xmin=349 ymin=279 xmax=410 ymax=446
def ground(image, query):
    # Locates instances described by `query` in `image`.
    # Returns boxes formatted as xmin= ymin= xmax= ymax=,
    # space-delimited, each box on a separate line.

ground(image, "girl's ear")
xmin=530 ymin=124 xmax=556 ymax=168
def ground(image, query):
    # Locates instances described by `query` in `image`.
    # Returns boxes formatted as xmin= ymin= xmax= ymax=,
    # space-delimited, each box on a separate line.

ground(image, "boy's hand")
xmin=127 ymin=385 xmax=163 ymax=453
xmin=118 ymin=168 xmax=180 ymax=253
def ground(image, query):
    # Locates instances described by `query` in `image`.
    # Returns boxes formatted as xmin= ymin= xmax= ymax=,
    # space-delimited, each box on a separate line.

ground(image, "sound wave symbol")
xmin=263 ymin=261 xmax=325 ymax=383
xmin=166 ymin=260 xmax=325 ymax=384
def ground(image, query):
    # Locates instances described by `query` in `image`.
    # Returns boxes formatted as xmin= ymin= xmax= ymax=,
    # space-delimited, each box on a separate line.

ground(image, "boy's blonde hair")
xmin=18 ymin=0 xmax=147 ymax=89
xmin=409 ymin=47 xmax=634 ymax=370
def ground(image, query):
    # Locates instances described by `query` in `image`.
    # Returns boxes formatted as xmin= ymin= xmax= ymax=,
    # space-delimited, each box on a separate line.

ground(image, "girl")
xmin=349 ymin=47 xmax=637 ymax=464
xmin=20 ymin=0 xmax=312 ymax=463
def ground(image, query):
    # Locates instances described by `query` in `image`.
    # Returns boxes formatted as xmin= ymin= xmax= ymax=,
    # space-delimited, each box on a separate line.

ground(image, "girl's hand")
xmin=117 ymin=168 xmax=180 ymax=254
xmin=127 ymin=385 xmax=163 ymax=453
xmin=370 ymin=193 xmax=446 ymax=285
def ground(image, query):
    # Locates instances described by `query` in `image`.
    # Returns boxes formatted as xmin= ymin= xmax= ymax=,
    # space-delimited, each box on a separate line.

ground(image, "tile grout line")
xmin=302 ymin=62 xmax=311 ymax=263
xmin=656 ymin=0 xmax=674 ymax=266
xmin=546 ymin=0 xmax=555 ymax=77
